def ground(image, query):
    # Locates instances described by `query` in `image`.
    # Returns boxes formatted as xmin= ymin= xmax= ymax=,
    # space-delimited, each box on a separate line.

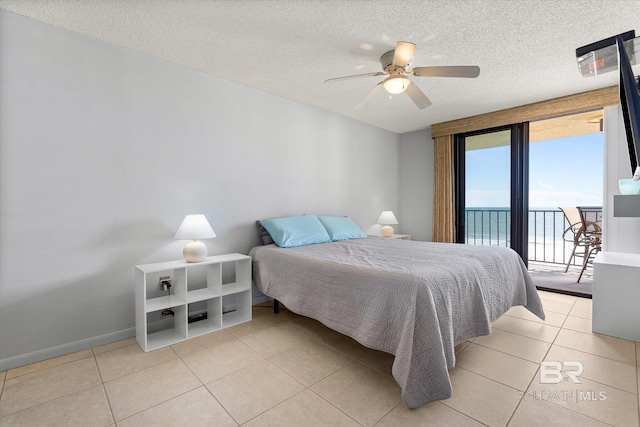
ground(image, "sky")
xmin=465 ymin=133 xmax=604 ymax=208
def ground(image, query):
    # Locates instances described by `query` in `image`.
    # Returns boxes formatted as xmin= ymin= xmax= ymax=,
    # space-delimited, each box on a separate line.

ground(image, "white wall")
xmin=0 ymin=10 xmax=401 ymax=369
xmin=399 ymin=129 xmax=434 ymax=241
xmin=603 ymin=105 xmax=640 ymax=254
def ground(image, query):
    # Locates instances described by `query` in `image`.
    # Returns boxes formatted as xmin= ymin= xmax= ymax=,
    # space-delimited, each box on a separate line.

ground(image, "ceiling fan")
xmin=325 ymin=41 xmax=480 ymax=110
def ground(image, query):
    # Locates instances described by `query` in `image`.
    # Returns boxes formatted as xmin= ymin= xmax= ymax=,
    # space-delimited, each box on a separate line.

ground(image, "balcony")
xmin=464 ymin=207 xmax=602 ymax=295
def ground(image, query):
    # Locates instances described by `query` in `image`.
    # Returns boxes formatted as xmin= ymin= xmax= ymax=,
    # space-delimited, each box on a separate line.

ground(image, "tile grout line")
xmin=99 ymin=343 xmax=219 ymax=424
xmin=469 ymin=338 xmax=551 ymax=365
xmin=438 ymin=367 xmax=519 ymax=427
xmin=170 ymin=338 xmax=257 ymax=426
xmin=192 ymin=341 xmax=266 ymax=385
xmin=239 ymin=387 xmax=310 ymax=426
xmin=92 ymin=349 xmax=117 ymax=426
xmin=3 ymin=350 xmax=95 ymax=381
xmin=0 ymin=355 xmax=104 ymax=420
xmin=306 ymin=361 xmax=365 ymax=423
xmin=107 ymin=337 xmax=260 ymax=425
xmin=450 ymin=365 xmax=525 ymax=395
xmin=352 ymin=357 xmax=395 ymax=380
xmin=456 ymin=343 xmax=541 ymax=388
xmin=115 ymin=386 xmax=219 ymax=425
xmin=95 ymin=346 xmax=180 ymax=383
xmin=305 ymin=383 xmax=366 ymax=427
xmin=502 ymin=311 xmax=567 ymax=327
xmin=207 ymin=355 xmax=325 ymax=426
xmin=436 ymin=402 xmax=490 ymax=427
xmin=503 ymin=295 xmax=574 ymax=426
xmin=550 ymin=341 xmax=639 ymax=368
xmin=0 ymin=371 xmax=5 ymax=421
xmin=551 ymin=334 xmax=637 ymax=366
xmin=234 ymin=384 xmax=342 ymax=426
xmin=370 ymin=399 xmax=399 ymax=426
xmin=215 ymin=340 xmax=322 ymax=425
xmin=0 ymin=361 xmax=106 ymax=422
xmin=491 ymin=320 xmax=561 ymax=344
xmin=504 ymin=300 xmax=556 ymax=427
xmin=518 ymin=299 xmax=639 ymax=366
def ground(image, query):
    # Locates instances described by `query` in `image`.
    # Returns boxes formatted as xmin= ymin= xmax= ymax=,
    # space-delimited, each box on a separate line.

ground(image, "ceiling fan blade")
xmin=392 ymin=41 xmax=416 ymax=67
xmin=405 ymin=82 xmax=432 ymax=109
xmin=324 ymin=72 xmax=386 ymax=83
xmin=412 ymin=66 xmax=480 ymax=78
xmin=353 ymin=83 xmax=384 ymax=110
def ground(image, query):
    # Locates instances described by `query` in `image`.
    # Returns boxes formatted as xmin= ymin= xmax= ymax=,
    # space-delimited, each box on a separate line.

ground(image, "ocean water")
xmin=464 ymin=207 xmax=602 ymax=264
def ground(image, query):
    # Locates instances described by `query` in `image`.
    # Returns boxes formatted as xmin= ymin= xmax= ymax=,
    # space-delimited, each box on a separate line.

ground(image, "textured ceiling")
xmin=1 ymin=0 xmax=640 ymax=134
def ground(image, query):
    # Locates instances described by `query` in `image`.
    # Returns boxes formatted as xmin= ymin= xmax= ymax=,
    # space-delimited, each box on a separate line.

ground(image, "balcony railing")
xmin=464 ymin=207 xmax=602 ymax=266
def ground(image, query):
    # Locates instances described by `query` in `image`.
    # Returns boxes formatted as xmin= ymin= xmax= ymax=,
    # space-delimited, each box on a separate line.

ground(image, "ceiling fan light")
xmin=383 ymin=75 xmax=411 ymax=94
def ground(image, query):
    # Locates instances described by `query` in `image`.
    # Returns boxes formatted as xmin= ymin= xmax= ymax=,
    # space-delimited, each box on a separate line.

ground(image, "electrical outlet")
xmin=159 ymin=276 xmax=172 ymax=291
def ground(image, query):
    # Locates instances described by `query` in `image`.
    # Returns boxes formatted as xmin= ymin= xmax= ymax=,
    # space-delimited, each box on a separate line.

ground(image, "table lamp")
xmin=377 ymin=211 xmax=399 ymax=237
xmin=174 ymin=214 xmax=216 ymax=262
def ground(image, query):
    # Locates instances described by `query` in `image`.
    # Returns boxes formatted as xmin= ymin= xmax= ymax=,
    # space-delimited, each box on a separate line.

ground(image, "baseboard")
xmin=0 ymin=327 xmax=136 ymax=372
xmin=0 ymin=298 xmax=272 ymax=371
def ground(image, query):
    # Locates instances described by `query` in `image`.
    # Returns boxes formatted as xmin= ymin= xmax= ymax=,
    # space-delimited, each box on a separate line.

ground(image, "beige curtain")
xmin=432 ymin=135 xmax=455 ymax=243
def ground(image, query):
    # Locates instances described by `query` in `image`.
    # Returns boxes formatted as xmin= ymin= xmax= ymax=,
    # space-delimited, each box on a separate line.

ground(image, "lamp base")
xmin=183 ymin=240 xmax=207 ymax=262
xmin=381 ymin=225 xmax=395 ymax=237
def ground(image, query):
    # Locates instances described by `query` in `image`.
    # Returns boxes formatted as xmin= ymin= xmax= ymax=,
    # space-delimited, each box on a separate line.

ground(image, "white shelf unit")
xmin=135 ymin=253 xmax=252 ymax=352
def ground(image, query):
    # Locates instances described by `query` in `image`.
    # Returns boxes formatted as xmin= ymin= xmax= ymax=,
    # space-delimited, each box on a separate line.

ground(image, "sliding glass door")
xmin=454 ymin=124 xmax=529 ymax=263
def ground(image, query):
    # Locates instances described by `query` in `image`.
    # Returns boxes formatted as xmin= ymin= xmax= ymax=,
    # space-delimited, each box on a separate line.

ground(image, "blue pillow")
xmin=317 ymin=216 xmax=367 ymax=241
xmin=260 ymin=215 xmax=331 ymax=248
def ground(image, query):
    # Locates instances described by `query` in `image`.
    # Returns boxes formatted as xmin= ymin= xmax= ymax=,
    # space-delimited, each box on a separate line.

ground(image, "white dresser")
xmin=592 ymin=251 xmax=640 ymax=342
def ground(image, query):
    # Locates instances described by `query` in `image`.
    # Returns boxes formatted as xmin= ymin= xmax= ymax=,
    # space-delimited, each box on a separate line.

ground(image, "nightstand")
xmin=368 ymin=234 xmax=411 ymax=240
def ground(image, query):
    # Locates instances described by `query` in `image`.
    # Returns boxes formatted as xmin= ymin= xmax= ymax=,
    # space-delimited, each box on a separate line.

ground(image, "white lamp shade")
xmin=383 ymin=75 xmax=411 ymax=94
xmin=174 ymin=214 xmax=216 ymax=240
xmin=376 ymin=211 xmax=399 ymax=225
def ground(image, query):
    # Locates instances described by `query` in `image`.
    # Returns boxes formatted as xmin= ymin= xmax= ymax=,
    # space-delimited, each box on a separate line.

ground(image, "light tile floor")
xmin=0 ymin=291 xmax=638 ymax=426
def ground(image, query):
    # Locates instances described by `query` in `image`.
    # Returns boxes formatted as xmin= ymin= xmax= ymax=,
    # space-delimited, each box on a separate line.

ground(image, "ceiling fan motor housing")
xmin=380 ymin=50 xmax=407 ymax=73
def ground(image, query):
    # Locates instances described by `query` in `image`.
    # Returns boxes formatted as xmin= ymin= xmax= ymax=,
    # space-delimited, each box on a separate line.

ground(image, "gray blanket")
xmin=252 ymin=238 xmax=544 ymax=408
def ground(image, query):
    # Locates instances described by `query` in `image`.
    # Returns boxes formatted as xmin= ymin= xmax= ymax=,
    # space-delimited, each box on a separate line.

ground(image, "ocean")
xmin=464 ymin=207 xmax=602 ymax=264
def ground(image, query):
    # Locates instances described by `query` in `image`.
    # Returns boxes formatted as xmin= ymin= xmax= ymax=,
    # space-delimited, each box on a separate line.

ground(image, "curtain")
xmin=432 ymin=135 xmax=455 ymax=242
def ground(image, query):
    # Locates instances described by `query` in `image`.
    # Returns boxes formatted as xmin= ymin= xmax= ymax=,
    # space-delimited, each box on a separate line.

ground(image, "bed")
xmin=251 ymin=236 xmax=544 ymax=409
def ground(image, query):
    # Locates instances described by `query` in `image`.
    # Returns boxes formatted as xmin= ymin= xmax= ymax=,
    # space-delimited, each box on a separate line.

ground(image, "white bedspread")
xmin=251 ymin=238 xmax=544 ymax=408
